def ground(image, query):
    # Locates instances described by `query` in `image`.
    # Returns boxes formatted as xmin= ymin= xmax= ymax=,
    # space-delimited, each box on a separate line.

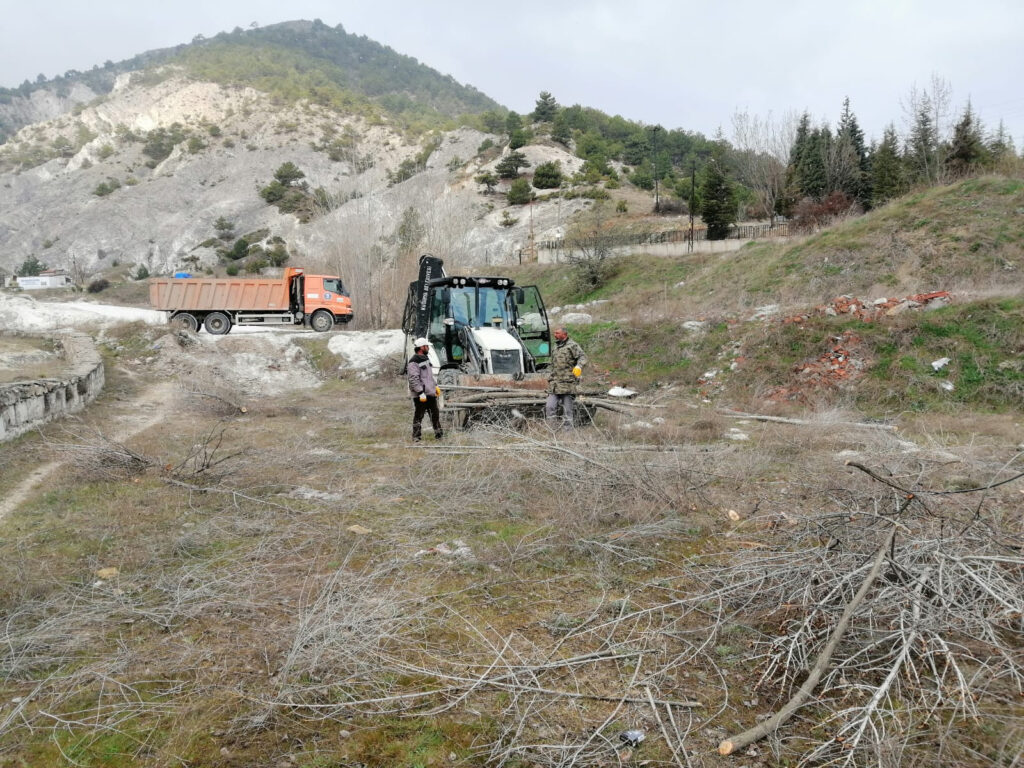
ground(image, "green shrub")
xmin=507 ymin=178 xmax=534 ymax=205
xmin=92 ymin=178 xmax=121 ymax=196
xmin=532 ymin=161 xmax=563 ymax=189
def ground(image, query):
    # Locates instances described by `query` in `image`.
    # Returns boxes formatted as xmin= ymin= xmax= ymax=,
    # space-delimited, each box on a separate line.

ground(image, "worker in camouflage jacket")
xmin=545 ymin=327 xmax=588 ymax=427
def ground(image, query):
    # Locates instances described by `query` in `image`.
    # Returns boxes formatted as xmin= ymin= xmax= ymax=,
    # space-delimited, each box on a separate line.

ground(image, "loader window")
xmin=429 ymin=290 xmax=447 ymax=342
xmin=512 ymin=285 xmax=551 ymax=367
xmin=446 ymin=286 xmax=512 ymax=329
xmin=450 ymin=289 xmax=472 ymax=325
xmin=479 ymin=287 xmax=509 ymax=327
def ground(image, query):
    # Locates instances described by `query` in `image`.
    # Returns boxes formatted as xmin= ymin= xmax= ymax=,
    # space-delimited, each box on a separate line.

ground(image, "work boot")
xmin=434 ymin=430 xmax=444 ymax=440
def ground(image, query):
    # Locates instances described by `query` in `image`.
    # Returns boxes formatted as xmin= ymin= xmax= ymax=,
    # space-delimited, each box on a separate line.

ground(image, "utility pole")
xmin=688 ymin=161 xmax=696 ymax=253
xmin=650 ymin=125 xmax=662 ymax=213
xmin=526 ymin=198 xmax=536 ymax=262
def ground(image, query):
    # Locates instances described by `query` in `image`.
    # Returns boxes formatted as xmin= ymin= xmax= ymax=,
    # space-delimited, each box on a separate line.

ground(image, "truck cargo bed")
xmin=149 ymin=277 xmax=291 ymax=312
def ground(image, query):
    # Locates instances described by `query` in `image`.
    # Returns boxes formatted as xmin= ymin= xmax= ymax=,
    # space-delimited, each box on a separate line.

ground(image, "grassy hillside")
xmin=694 ymin=175 xmax=1024 ymax=306
xmin=508 ymin=175 xmax=1024 ymax=415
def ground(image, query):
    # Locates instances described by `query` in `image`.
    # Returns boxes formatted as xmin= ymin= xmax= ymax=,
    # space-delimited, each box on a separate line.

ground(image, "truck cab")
xmin=301 ymin=273 xmax=354 ymax=331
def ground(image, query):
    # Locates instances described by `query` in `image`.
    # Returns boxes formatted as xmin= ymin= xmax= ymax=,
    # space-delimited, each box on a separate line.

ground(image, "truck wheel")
xmin=203 ymin=312 xmax=232 ymax=335
xmin=310 ymin=309 xmax=334 ymax=332
xmin=171 ymin=313 xmax=198 ymax=332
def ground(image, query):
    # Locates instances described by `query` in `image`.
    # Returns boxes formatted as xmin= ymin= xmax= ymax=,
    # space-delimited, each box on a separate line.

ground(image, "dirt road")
xmin=0 ymin=380 xmax=177 ymax=522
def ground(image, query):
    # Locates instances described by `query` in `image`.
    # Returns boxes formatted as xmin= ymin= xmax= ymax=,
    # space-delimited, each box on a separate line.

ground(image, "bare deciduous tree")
xmin=731 ymin=110 xmax=799 ymax=224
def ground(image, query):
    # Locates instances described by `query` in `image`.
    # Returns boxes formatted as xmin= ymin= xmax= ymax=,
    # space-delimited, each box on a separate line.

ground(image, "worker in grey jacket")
xmin=546 ymin=327 xmax=588 ymax=427
xmin=407 ymin=337 xmax=443 ymax=441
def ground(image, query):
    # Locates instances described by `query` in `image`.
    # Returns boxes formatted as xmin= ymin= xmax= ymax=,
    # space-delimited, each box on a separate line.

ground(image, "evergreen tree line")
xmin=784 ymin=96 xmax=1018 ymax=217
xmin=477 ymin=88 xmax=1021 ymax=236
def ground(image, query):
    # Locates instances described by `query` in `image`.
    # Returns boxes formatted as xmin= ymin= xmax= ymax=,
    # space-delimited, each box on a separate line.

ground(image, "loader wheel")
xmin=171 ymin=313 xmax=198 ymax=332
xmin=310 ymin=309 xmax=334 ymax=333
xmin=203 ymin=312 xmax=232 ymax=335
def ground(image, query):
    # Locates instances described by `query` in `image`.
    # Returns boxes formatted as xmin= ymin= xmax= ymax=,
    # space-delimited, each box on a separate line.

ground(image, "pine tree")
xmin=495 ymin=151 xmax=530 ymax=179
xmin=508 ymin=128 xmax=530 ymax=150
xmin=551 ymin=113 xmax=572 ymax=147
xmin=700 ymin=158 xmax=736 ymax=240
xmin=870 ymin=125 xmax=906 ymax=206
xmin=506 ymin=178 xmax=534 ymax=205
xmin=532 ymin=161 xmax=563 ymax=189
xmin=505 ymin=111 xmax=523 ymax=135
xmin=17 ymin=255 xmax=46 ymax=276
xmin=836 ymin=97 xmax=871 ymax=208
xmin=987 ymin=120 xmax=1017 ymax=165
xmin=946 ymin=101 xmax=986 ymax=177
xmin=531 ymin=91 xmax=559 ymax=122
xmin=474 ymin=171 xmax=498 ymax=194
xmin=781 ymin=112 xmax=812 ymax=216
xmin=799 ymin=127 xmax=829 ymax=201
xmin=906 ymin=97 xmax=938 ymax=184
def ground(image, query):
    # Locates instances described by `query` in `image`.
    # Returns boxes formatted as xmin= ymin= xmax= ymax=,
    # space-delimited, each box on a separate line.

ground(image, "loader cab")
xmin=403 ymin=274 xmax=551 ymax=375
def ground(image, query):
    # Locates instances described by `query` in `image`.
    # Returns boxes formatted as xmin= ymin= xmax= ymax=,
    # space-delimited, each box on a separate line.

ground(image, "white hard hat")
xmin=414 ymin=337 xmax=429 ymax=348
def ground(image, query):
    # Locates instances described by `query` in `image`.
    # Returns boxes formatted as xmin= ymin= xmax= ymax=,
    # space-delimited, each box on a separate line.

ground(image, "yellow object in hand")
xmin=572 ymin=366 xmax=582 ymax=378
xmin=435 ymin=386 xmax=441 ymax=397
xmin=419 ymin=392 xmax=427 ymax=402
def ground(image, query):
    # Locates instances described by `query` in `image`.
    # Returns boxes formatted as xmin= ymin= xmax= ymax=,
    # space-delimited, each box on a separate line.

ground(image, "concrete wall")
xmin=0 ymin=332 xmax=105 ymax=442
xmin=537 ymin=237 xmax=793 ymax=264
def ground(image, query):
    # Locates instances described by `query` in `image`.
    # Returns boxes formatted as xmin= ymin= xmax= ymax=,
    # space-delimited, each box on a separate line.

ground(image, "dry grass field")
xmin=0 ymin=324 xmax=1020 ymax=768
xmin=1 ymin=175 xmax=1022 ymax=767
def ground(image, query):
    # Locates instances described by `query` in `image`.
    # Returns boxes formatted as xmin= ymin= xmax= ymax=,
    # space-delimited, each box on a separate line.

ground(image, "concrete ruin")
xmin=0 ymin=332 xmax=105 ymax=441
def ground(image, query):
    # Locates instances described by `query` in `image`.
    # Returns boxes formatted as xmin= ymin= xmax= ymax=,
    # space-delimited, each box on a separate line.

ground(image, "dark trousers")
xmin=412 ymin=396 xmax=442 ymax=440
xmin=545 ymin=393 xmax=575 ymax=426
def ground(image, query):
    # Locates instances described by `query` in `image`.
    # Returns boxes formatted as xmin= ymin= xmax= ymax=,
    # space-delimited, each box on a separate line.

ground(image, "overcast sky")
xmin=2 ymin=0 xmax=1023 ymax=146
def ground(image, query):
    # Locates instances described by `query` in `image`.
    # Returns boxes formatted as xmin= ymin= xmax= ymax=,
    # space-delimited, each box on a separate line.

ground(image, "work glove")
xmin=572 ymin=366 xmax=582 ymax=378
xmin=418 ymin=392 xmax=427 ymax=403
xmin=435 ymin=386 xmax=441 ymax=397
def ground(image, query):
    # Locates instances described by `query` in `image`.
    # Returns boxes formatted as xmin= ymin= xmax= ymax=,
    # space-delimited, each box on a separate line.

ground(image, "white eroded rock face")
xmin=0 ymin=71 xmax=593 ymax=280
xmin=327 ymin=330 xmax=405 ymax=378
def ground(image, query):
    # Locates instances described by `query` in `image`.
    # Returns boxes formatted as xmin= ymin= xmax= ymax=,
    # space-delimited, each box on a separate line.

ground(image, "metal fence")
xmin=536 ymin=221 xmax=789 ymax=252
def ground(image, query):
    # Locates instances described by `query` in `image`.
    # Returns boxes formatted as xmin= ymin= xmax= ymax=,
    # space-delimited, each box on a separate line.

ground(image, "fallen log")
xmin=718 ymin=408 xmax=897 ymax=431
xmin=718 ymin=527 xmax=896 ymax=756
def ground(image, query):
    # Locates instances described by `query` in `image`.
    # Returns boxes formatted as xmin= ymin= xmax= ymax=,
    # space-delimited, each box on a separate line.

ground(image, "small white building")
xmin=17 ymin=269 xmax=72 ymax=290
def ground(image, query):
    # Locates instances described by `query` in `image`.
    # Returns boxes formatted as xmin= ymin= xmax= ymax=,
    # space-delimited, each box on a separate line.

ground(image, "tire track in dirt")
xmin=0 ymin=380 xmax=177 ymax=522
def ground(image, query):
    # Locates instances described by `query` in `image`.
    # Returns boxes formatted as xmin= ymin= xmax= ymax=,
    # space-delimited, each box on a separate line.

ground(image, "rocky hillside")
xmin=0 ymin=21 xmax=591 ymax=287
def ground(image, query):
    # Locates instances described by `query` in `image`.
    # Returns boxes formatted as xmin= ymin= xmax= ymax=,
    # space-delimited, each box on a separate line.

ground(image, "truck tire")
xmin=310 ymin=309 xmax=334 ymax=332
xmin=203 ymin=312 xmax=232 ymax=335
xmin=171 ymin=312 xmax=199 ymax=332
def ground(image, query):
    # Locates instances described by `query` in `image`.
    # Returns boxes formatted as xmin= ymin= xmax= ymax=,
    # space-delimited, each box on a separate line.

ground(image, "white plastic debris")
xmin=940 ymin=380 xmax=955 ymax=391
xmin=607 ymin=386 xmax=636 ymax=397
xmin=931 ymin=357 xmax=951 ymax=371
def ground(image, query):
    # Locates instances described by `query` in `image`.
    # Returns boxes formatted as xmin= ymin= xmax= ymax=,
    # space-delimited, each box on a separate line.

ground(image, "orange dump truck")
xmin=148 ymin=267 xmax=353 ymax=334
